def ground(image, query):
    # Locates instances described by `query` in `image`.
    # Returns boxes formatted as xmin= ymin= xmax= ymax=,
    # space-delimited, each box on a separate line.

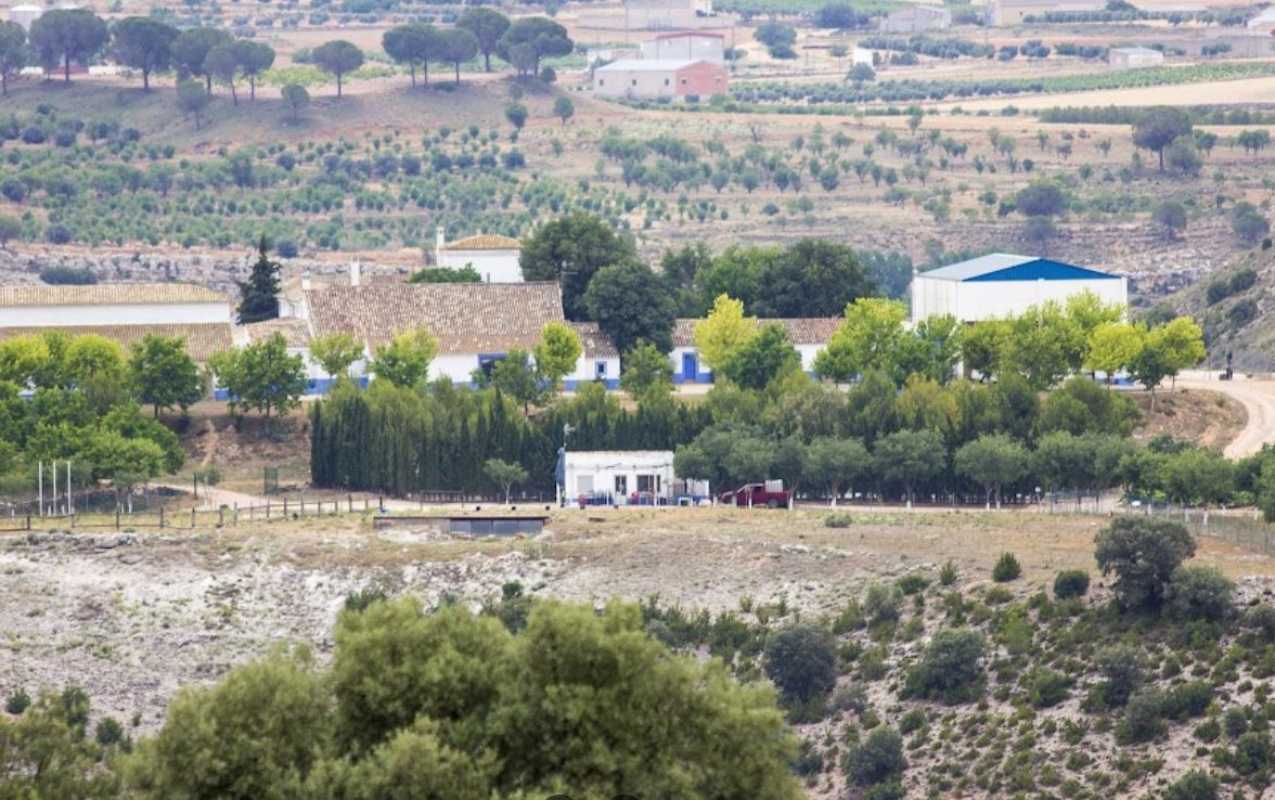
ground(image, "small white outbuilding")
xmin=556 ymin=450 xmax=709 ymax=507
xmin=909 ymin=253 xmax=1128 ymax=324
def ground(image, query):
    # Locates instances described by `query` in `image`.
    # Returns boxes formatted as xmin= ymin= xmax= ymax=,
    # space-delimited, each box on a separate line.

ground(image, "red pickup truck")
xmin=719 ymin=482 xmax=791 ymax=509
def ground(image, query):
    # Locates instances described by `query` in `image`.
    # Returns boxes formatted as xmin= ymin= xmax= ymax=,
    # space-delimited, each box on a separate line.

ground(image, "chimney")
xmin=300 ymin=270 xmax=312 ymax=292
xmin=349 ymin=260 xmax=361 ymax=288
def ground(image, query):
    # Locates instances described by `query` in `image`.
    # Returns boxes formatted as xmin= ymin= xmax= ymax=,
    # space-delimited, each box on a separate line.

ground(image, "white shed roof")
xmin=1110 ymin=46 xmax=1161 ymax=55
xmin=920 ymin=253 xmax=1036 ymax=281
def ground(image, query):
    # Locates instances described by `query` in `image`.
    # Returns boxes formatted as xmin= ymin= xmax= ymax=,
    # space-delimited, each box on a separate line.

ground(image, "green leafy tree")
xmin=1001 ymin=301 xmax=1084 ymax=389
xmin=209 ymin=334 xmax=306 ymax=419
xmin=846 ymin=727 xmax=905 ymax=790
xmin=874 ymin=428 xmax=943 ymax=507
xmin=457 ymin=7 xmax=510 ymax=72
xmin=0 ymin=692 xmax=120 ymax=798
xmin=370 ymin=328 xmax=438 ymax=388
xmin=439 ymin=28 xmax=478 ymax=85
xmin=1133 ymin=106 xmax=1193 ymax=171
xmin=496 ymin=17 xmax=571 ymax=77
xmin=309 ymin=332 xmax=364 ymax=381
xmin=29 ymin=8 xmax=108 ymax=83
xmin=1094 ymin=516 xmax=1196 ymax=611
xmin=110 ymin=17 xmax=177 ymax=91
xmin=960 ymin=320 xmax=1009 ymax=380
xmin=176 ymin=79 xmax=210 ymax=130
xmin=0 ymin=214 xmax=22 ymax=248
xmin=954 ymin=434 xmax=1028 ymax=509
xmin=1152 ymin=200 xmax=1187 ymax=240
xmin=313 ymin=40 xmax=364 ymax=98
xmin=694 ymin=294 xmax=758 ymax=372
xmin=504 ymin=102 xmax=528 ymax=131
xmin=520 ymin=212 xmax=638 ymax=320
xmin=0 ymin=21 xmax=29 ymax=97
xmin=1085 ymin=321 xmax=1144 ymax=383
xmin=282 ymin=83 xmax=309 ymax=123
xmin=1129 ymin=328 xmax=1174 ymax=411
xmin=484 ymin=349 xmax=545 ymax=413
xmin=129 ymin=334 xmax=203 ymax=417
xmin=903 ymin=627 xmax=986 ymax=704
xmin=484 ymin=458 xmax=529 ymax=503
xmin=235 ymin=40 xmax=274 ymax=100
xmin=750 ymin=239 xmax=876 ymax=319
xmin=236 ymin=237 xmax=281 ymax=323
xmin=763 ymin=624 xmax=836 ymax=708
xmin=620 ymin=340 xmax=673 ymax=402
xmin=553 ymin=95 xmax=574 ymax=125
xmin=815 ymin=298 xmax=907 ymax=383
xmin=382 ymin=22 xmax=439 ymax=86
xmin=171 ymin=27 xmax=231 ymax=91
xmin=583 ymin=262 xmax=676 ymax=355
xmin=204 ymin=42 xmax=240 ymax=104
xmin=532 ymin=321 xmax=581 ymax=391
xmin=806 ymin=436 xmax=869 ymax=506
xmin=720 ymin=322 xmax=800 ymax=390
xmin=409 ymin=265 xmax=481 ymax=284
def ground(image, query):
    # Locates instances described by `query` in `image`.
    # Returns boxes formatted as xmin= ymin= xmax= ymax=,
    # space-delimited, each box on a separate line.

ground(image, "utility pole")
xmin=66 ymin=461 xmax=72 ymax=515
xmin=37 ymin=461 xmax=43 ymax=517
xmin=51 ymin=462 xmax=57 ymax=516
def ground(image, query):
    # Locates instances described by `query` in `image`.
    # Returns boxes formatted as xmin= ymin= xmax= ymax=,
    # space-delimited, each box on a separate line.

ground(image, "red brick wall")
xmin=673 ymin=61 xmax=728 ymax=97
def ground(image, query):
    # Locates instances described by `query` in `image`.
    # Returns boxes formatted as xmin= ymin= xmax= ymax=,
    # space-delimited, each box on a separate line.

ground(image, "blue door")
xmin=682 ymin=352 xmax=698 ymax=383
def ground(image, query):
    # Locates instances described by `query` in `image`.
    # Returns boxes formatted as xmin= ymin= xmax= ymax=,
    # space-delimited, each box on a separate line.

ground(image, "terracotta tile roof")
xmin=570 ymin=321 xmax=619 ymax=358
xmin=0 ymin=323 xmax=233 ymax=362
xmin=0 ymin=283 xmax=227 ymax=307
xmin=672 ymin=317 xmax=842 ymax=348
xmin=241 ymin=318 xmax=312 ymax=349
xmin=439 ymin=234 xmax=522 ymax=252
xmin=306 ymin=282 xmax=565 ymax=353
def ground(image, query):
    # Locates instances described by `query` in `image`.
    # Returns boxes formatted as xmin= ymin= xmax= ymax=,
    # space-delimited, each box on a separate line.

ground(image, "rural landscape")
xmin=9 ymin=0 xmax=1275 ymax=797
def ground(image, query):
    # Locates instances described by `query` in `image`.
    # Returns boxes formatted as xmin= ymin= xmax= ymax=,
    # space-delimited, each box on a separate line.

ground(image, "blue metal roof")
xmin=921 ymin=253 xmax=1119 ymax=283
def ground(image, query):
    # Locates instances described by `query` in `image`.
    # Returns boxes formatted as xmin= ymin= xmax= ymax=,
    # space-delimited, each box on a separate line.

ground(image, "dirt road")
xmin=1178 ymin=373 xmax=1275 ymax=458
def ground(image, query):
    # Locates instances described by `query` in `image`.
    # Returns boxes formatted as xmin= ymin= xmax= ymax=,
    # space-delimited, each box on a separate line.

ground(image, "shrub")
xmin=1028 ymin=667 xmax=1070 ymax=708
xmin=1225 ymin=707 xmax=1249 ymax=738
xmin=343 ymin=586 xmax=388 ymax=613
xmin=764 ymin=624 xmax=837 ymax=707
xmin=95 ymin=716 xmax=125 ymax=746
xmin=864 ymin=582 xmax=902 ymax=626
xmin=845 ymin=726 xmax=906 ymax=787
xmin=896 ymin=574 xmax=928 ymax=596
xmin=1163 ymin=681 xmax=1212 ymax=720
xmin=1094 ymin=517 xmax=1195 ymax=610
xmin=903 ymin=628 xmax=985 ymax=704
xmin=792 ymin=738 xmax=823 ymax=777
xmin=1 ymin=178 xmax=26 ymax=202
xmin=939 ymin=560 xmax=958 ymax=586
xmin=1096 ymin=644 xmax=1143 ymax=708
xmin=992 ymin=552 xmax=1021 ymax=582
xmin=1053 ymin=569 xmax=1089 ymax=599
xmin=45 ymin=224 xmax=73 ymax=245
xmin=1163 ymin=770 xmax=1219 ymax=800
xmin=825 ymin=512 xmax=852 ymax=528
xmin=898 ymin=708 xmax=926 ymax=734
xmin=4 ymin=688 xmax=30 ymax=715
xmin=1167 ymin=565 xmax=1234 ymax=621
xmin=1117 ymin=688 xmax=1167 ymax=744
xmin=21 ymin=126 xmax=45 ymax=144
xmin=1244 ymin=604 xmax=1275 ymax=640
xmin=1194 ymin=718 xmax=1221 ymax=743
xmin=1233 ymin=731 xmax=1272 ymax=774
xmin=39 ymin=265 xmax=97 ymax=285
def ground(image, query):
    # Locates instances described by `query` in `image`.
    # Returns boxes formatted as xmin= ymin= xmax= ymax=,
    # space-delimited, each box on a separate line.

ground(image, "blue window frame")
xmin=595 ymin=360 xmax=608 ymax=377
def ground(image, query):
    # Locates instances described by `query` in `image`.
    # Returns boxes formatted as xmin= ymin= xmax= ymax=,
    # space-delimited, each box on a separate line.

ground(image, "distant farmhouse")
xmin=909 ymin=254 xmax=1128 ymax=325
xmin=624 ymin=0 xmax=713 ymax=30
xmin=0 ymin=283 xmax=233 ymax=363
xmin=433 ymin=230 xmax=523 ymax=283
xmin=1107 ymin=46 xmax=1164 ymax=69
xmin=670 ymin=317 xmax=841 ymax=384
xmin=879 ymin=4 xmax=951 ymax=33
xmin=989 ymin=0 xmax=1103 ymax=26
xmin=594 ymin=58 xmax=728 ymax=99
xmin=295 ymin=279 xmax=619 ymax=391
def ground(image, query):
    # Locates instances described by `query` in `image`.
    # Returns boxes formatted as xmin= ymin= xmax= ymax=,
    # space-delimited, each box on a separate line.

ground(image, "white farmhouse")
xmin=669 ymin=317 xmax=841 ymax=384
xmin=0 ymin=282 xmax=233 ymax=363
xmin=302 ymin=281 xmax=620 ymax=390
xmin=433 ymin=231 xmax=523 ymax=283
xmin=556 ymin=450 xmax=709 ymax=506
xmin=879 ymin=4 xmax=951 ymax=33
xmin=909 ymin=253 xmax=1128 ymax=324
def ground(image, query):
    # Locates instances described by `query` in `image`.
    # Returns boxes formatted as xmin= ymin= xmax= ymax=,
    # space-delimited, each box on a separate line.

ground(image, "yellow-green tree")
xmin=1066 ymin=289 xmax=1124 ymax=343
xmin=309 ymin=331 xmax=365 ymax=380
xmin=814 ymin=298 xmax=907 ymax=383
xmin=1084 ymin=322 xmax=1145 ymax=384
xmin=960 ymin=319 xmax=1010 ymax=380
xmin=693 ymin=294 xmax=758 ymax=371
xmin=1155 ymin=316 xmax=1206 ymax=388
xmin=370 ymin=328 xmax=438 ymax=388
xmin=532 ymin=321 xmax=582 ymax=390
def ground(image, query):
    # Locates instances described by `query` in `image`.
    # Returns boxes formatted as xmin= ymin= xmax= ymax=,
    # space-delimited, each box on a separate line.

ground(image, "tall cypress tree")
xmin=236 ymin=237 xmax=282 ymax=323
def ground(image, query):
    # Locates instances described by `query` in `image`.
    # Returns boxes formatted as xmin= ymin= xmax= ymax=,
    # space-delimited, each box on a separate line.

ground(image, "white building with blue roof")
xmin=910 ymin=253 xmax=1127 ymax=324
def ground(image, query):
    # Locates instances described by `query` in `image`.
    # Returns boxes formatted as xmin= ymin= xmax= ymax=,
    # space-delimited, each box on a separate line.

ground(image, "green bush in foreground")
xmin=1053 ymin=569 xmax=1090 ymax=599
xmin=992 ymin=552 xmax=1022 ymax=582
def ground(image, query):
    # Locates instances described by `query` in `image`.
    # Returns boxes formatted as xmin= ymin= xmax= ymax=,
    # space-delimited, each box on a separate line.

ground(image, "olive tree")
xmin=1094 ymin=516 xmax=1196 ymax=611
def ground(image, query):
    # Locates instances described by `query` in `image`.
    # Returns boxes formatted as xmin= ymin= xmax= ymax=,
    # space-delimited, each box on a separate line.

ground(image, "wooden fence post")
xmin=159 ymin=506 xmax=165 ymax=528
xmin=348 ymin=494 xmax=353 ymax=513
